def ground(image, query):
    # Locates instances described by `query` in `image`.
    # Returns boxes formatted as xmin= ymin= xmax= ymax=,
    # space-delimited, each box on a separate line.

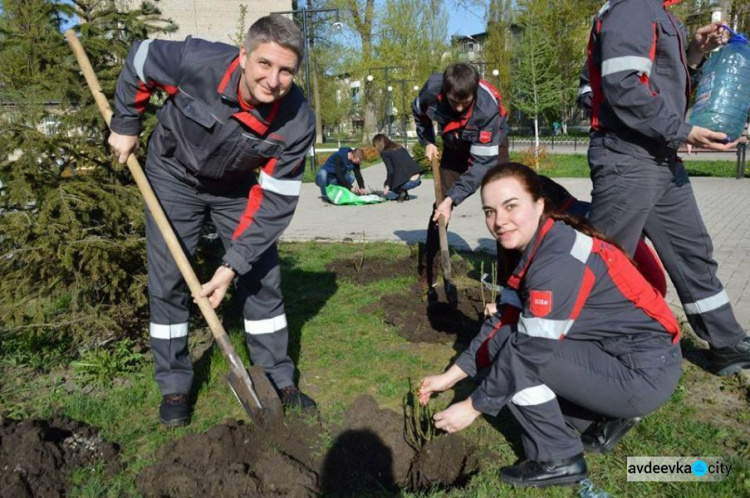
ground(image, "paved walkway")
xmin=283 ymin=164 xmax=750 ymax=333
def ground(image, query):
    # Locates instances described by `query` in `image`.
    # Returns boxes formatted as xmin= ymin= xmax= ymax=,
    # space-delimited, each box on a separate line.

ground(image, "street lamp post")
xmin=367 ymin=65 xmax=404 ymax=137
xmin=390 ymin=79 xmax=417 ymax=147
xmin=273 ymin=7 xmax=341 ymax=173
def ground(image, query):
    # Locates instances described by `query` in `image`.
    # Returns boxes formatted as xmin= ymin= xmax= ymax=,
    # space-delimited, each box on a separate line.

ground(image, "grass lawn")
xmin=303 ymin=152 xmax=744 ymax=183
xmin=1 ymin=242 xmax=748 ymax=497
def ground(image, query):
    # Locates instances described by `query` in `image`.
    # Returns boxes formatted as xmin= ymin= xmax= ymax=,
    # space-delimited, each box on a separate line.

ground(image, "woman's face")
xmin=481 ymin=177 xmax=544 ymax=252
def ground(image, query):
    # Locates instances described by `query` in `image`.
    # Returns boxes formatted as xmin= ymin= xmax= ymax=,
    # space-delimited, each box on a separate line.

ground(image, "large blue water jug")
xmin=689 ymin=29 xmax=750 ymax=141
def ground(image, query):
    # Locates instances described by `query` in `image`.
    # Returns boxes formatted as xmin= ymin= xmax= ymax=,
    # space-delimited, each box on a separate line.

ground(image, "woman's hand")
xmin=484 ymin=302 xmax=497 ymax=317
xmin=417 ymin=364 xmax=468 ymax=406
xmin=433 ymin=398 xmax=481 ymax=434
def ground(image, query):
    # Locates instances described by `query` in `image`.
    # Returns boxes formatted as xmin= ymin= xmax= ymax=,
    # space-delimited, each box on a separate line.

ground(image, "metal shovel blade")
xmin=225 ymin=366 xmax=283 ymax=420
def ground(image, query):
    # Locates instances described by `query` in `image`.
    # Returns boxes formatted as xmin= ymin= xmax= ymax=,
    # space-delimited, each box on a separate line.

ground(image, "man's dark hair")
xmin=442 ymin=63 xmax=479 ymax=101
xmin=244 ymin=14 xmax=304 ymax=71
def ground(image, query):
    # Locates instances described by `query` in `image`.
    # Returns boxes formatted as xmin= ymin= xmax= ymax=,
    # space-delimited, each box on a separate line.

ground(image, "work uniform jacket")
xmin=411 ymin=74 xmax=508 ymax=205
xmin=584 ymin=0 xmax=703 ymax=158
xmin=110 ymin=37 xmax=315 ymax=275
xmin=456 ymin=219 xmax=680 ymax=415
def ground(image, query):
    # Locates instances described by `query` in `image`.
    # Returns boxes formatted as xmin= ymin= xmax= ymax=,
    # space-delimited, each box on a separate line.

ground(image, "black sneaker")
xmin=159 ymin=394 xmax=190 ymax=427
xmin=279 ymin=386 xmax=317 ymax=411
xmin=500 ymin=453 xmax=588 ymax=488
xmin=710 ymin=336 xmax=750 ymax=376
xmin=396 ymin=189 xmax=408 ymax=203
xmin=580 ymin=417 xmax=641 ymax=454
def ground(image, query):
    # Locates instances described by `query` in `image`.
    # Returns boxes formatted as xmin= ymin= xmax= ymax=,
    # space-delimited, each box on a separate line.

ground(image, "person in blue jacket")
xmin=372 ymin=134 xmax=423 ymax=202
xmin=315 ymin=147 xmax=366 ymax=199
xmin=419 ymin=163 xmax=682 ymax=488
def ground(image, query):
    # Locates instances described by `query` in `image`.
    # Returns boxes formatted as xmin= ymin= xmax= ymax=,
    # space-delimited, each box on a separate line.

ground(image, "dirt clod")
xmin=0 ymin=417 xmax=121 ymax=498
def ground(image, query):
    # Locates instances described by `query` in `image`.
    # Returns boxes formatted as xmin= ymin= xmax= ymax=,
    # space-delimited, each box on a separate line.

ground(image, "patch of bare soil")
xmin=136 ymin=395 xmax=477 ymax=497
xmin=364 ymin=283 xmax=486 ymax=344
xmin=0 ymin=417 xmax=122 ymax=498
xmin=325 ymin=256 xmax=415 ymax=286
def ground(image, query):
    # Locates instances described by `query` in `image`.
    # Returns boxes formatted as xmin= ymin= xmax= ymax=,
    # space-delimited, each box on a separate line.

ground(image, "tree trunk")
xmin=533 ymin=116 xmax=540 ymax=170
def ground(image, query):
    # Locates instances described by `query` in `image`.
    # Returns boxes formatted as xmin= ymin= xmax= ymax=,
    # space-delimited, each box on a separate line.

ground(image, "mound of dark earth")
xmin=364 ymin=283 xmax=486 ymax=344
xmin=0 ymin=417 xmax=122 ymax=498
xmin=137 ymin=395 xmax=477 ymax=497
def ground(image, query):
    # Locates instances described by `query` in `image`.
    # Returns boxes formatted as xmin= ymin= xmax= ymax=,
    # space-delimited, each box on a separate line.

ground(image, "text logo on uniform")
xmin=479 ymin=131 xmax=492 ymax=143
xmin=529 ymin=290 xmax=553 ymax=317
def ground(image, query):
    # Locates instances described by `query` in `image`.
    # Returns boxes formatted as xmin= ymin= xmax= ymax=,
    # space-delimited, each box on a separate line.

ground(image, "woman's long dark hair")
xmin=480 ymin=162 xmax=626 ymax=251
xmin=372 ymin=133 xmax=401 ymax=152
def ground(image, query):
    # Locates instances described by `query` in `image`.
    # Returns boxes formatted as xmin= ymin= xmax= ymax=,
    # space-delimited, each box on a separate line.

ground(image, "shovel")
xmin=65 ymin=30 xmax=283 ymax=420
xmin=430 ymin=156 xmax=458 ymax=308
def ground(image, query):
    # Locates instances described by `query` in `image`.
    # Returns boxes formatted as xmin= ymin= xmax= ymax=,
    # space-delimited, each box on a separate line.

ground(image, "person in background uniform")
xmin=418 ymin=163 xmax=682 ymax=487
xmin=315 ymin=147 xmax=366 ymax=200
xmin=412 ymin=63 xmax=509 ymax=292
xmin=108 ymin=15 xmax=317 ymax=427
xmin=582 ymin=0 xmax=749 ymax=375
xmin=372 ymin=133 xmax=423 ymax=202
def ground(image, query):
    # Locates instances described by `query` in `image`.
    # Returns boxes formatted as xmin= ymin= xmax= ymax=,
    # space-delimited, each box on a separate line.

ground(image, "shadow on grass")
xmin=320 ymin=429 xmax=398 ymax=497
xmin=189 ymin=242 xmax=338 ymax=392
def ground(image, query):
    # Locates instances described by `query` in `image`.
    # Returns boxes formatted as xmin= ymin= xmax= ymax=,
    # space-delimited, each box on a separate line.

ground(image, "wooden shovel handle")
xmin=430 ymin=155 xmax=451 ymax=280
xmin=64 ymin=30 xmax=228 ymax=341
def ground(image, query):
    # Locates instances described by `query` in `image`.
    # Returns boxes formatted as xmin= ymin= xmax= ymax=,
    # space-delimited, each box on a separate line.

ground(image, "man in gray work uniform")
xmin=109 ymin=15 xmax=317 ymax=426
xmin=581 ymin=0 xmax=749 ymax=376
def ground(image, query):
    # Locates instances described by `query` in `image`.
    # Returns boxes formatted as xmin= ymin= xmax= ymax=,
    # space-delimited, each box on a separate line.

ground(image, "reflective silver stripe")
xmin=259 ymin=171 xmax=301 ymax=196
xmin=518 ymin=315 xmax=573 ymax=340
xmin=470 ymin=144 xmax=499 ymax=157
xmin=150 ymin=322 xmax=188 ymax=340
xmin=578 ymin=84 xmax=592 ymax=96
xmin=511 ymin=384 xmax=556 ymax=406
xmin=134 ymin=39 xmax=153 ymax=83
xmin=601 ymin=56 xmax=653 ymax=77
xmin=499 ymin=288 xmax=522 ymax=309
xmin=598 ymin=1 xmax=610 ymax=16
xmin=684 ymin=290 xmax=730 ymax=315
xmin=479 ymin=82 xmax=498 ymax=106
xmin=245 ymin=314 xmax=288 ymax=335
xmin=570 ymin=231 xmax=593 ymax=264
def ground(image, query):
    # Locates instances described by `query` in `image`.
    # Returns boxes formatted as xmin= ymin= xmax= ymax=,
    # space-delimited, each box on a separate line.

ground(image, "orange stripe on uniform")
xmin=232 ymin=184 xmax=263 ymax=240
xmin=134 ymin=81 xmax=153 ymax=114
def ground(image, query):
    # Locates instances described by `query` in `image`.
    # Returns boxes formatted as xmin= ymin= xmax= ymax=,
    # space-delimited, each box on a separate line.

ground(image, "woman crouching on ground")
xmin=418 ymin=162 xmax=682 ymax=488
xmin=372 ymin=133 xmax=423 ymax=202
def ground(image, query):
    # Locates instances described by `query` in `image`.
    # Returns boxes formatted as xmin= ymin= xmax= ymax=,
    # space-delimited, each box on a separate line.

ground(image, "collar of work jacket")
xmin=216 ymin=56 xmax=282 ymax=137
xmin=507 ymin=218 xmax=556 ymax=290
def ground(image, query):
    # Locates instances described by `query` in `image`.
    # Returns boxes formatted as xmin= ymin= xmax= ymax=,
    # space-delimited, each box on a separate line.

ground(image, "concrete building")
xmin=135 ymin=0 xmax=292 ymax=45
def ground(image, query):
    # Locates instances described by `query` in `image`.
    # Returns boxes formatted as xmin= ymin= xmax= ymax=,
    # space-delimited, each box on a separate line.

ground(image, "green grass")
xmin=507 ymin=153 xmax=745 ymax=179
xmin=1 ymin=241 xmax=748 ymax=497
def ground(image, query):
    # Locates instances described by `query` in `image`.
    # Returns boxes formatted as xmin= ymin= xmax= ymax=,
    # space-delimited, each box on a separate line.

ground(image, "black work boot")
xmin=710 ymin=336 xmax=750 ymax=376
xmin=580 ymin=417 xmax=641 ymax=454
xmin=396 ymin=189 xmax=408 ymax=202
xmin=159 ymin=394 xmax=190 ymax=427
xmin=279 ymin=386 xmax=317 ymax=411
xmin=501 ymin=453 xmax=588 ymax=487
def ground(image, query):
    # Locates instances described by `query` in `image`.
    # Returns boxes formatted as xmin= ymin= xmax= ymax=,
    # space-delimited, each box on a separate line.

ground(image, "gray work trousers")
xmin=144 ymin=162 xmax=294 ymax=395
xmin=588 ymin=141 xmax=746 ymax=348
xmin=481 ymin=321 xmax=682 ymax=462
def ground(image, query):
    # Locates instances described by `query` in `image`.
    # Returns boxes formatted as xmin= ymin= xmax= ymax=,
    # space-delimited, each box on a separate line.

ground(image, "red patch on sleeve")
xmin=479 ymin=131 xmax=492 ymax=143
xmin=529 ymin=290 xmax=553 ymax=317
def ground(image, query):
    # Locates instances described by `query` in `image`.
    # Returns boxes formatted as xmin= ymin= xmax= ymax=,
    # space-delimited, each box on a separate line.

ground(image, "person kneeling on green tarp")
xmin=315 ymin=147 xmax=366 ymax=201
